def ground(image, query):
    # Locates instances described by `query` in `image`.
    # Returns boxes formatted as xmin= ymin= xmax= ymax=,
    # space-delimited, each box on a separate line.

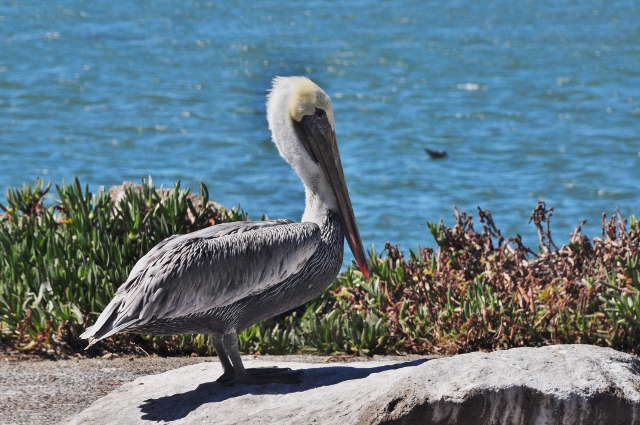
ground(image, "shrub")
xmin=1 ymin=179 xmax=638 ymax=357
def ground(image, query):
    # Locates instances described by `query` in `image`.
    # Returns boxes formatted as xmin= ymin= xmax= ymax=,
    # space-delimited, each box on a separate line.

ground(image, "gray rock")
xmin=68 ymin=345 xmax=640 ymax=425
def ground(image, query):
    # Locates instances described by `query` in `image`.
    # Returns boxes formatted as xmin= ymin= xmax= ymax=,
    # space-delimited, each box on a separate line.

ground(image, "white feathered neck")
xmin=266 ymin=76 xmax=338 ymax=225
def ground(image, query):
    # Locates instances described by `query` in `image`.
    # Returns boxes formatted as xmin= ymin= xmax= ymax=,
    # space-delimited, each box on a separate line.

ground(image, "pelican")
xmin=81 ymin=76 xmax=370 ymax=385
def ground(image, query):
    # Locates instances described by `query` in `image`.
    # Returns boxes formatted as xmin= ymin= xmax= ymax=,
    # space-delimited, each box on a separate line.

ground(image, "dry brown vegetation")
xmin=306 ymin=202 xmax=640 ymax=356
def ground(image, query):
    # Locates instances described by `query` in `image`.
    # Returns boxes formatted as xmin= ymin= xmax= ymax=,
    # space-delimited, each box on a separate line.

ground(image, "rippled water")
xmin=1 ymin=1 xmax=639 ymax=261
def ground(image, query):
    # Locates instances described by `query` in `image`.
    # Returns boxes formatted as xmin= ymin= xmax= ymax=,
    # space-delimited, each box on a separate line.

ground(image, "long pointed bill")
xmin=294 ymin=111 xmax=370 ymax=279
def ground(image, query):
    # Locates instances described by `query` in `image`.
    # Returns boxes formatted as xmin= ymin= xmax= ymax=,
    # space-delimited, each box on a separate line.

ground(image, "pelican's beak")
xmin=293 ymin=109 xmax=370 ymax=279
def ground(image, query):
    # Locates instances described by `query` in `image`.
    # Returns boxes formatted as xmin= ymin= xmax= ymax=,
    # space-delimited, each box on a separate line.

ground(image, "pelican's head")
xmin=266 ymin=76 xmax=369 ymax=278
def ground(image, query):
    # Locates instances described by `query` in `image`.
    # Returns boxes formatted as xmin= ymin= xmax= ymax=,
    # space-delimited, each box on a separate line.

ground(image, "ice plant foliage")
xmin=1 ymin=179 xmax=639 ymax=357
xmin=0 ymin=178 xmax=247 ymax=355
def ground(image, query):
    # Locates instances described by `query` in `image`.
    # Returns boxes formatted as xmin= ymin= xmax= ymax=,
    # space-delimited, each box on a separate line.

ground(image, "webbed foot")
xmin=245 ymin=366 xmax=292 ymax=375
xmin=215 ymin=371 xmax=236 ymax=383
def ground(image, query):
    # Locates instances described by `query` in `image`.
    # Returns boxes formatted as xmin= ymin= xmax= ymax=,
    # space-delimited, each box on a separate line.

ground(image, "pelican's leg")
xmin=210 ymin=333 xmax=235 ymax=383
xmin=223 ymin=332 xmax=303 ymax=385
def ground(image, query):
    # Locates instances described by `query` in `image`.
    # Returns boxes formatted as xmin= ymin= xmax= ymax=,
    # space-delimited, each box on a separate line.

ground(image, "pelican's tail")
xmin=80 ymin=295 xmax=138 ymax=349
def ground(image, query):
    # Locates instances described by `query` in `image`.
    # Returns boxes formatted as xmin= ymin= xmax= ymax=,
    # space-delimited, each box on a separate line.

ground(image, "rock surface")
xmin=108 ymin=181 xmax=226 ymax=220
xmin=68 ymin=345 xmax=640 ymax=425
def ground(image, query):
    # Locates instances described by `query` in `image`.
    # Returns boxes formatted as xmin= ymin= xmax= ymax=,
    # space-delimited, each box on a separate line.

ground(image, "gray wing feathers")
xmin=82 ymin=220 xmax=320 ymax=343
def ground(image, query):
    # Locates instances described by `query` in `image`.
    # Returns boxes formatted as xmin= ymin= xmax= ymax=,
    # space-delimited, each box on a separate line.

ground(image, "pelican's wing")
xmin=81 ymin=219 xmax=320 ymax=343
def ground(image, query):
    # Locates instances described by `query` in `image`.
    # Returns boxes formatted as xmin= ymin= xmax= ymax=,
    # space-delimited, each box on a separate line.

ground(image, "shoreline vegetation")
xmin=1 ymin=178 xmax=639 ymax=359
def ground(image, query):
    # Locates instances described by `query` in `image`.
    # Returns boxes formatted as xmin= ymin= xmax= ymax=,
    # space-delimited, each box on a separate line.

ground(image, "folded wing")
xmin=81 ymin=219 xmax=320 ymax=344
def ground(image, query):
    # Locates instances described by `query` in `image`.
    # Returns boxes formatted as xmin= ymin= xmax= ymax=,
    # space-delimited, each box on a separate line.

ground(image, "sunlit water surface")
xmin=1 ymin=1 xmax=639 ymax=265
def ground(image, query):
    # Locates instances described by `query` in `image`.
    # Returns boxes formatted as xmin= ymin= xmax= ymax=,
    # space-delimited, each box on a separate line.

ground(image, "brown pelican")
xmin=81 ymin=76 xmax=370 ymax=385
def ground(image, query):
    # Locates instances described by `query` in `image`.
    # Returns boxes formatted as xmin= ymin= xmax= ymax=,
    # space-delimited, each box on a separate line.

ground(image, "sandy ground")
xmin=0 ymin=353 xmax=432 ymax=425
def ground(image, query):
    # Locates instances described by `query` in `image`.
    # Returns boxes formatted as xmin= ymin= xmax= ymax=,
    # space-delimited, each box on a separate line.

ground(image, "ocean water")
xmin=1 ymin=1 xmax=639 ymax=262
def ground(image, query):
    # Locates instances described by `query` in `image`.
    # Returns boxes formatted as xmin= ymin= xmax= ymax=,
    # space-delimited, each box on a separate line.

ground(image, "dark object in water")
xmin=425 ymin=148 xmax=448 ymax=159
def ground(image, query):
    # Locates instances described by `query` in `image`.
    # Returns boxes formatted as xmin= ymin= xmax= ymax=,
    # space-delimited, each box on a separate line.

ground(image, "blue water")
xmin=1 ymin=1 xmax=640 ymax=261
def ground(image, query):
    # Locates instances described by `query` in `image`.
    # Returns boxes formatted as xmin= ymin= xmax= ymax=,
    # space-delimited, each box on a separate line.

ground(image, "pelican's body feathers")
xmin=81 ymin=219 xmax=320 ymax=345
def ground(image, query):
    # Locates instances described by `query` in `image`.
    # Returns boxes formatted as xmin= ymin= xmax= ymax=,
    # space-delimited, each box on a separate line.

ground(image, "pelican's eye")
xmin=315 ymin=108 xmax=326 ymax=120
